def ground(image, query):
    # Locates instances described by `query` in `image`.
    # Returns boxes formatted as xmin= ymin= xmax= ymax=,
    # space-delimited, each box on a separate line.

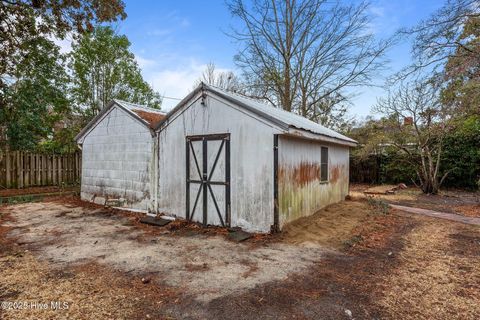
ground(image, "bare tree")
xmin=395 ymin=0 xmax=480 ymax=79
xmin=195 ymin=62 xmax=244 ymax=92
xmin=374 ymin=77 xmax=453 ymax=194
xmin=227 ymin=0 xmax=393 ymax=125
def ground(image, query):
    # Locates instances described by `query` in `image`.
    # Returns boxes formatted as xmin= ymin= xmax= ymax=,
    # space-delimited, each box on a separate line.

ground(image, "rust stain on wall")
xmin=330 ymin=165 xmax=340 ymax=183
xmin=279 ymin=162 xmax=321 ymax=187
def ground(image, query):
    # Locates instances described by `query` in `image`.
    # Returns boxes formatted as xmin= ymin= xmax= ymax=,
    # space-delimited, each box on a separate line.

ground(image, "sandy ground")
xmin=1 ymin=196 xmax=479 ymax=319
xmin=1 ymin=202 xmax=327 ymax=303
xmin=282 ymin=201 xmax=371 ymax=249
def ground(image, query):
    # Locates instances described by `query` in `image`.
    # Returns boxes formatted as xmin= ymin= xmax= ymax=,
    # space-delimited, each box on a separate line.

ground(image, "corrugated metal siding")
xmin=158 ymin=94 xmax=282 ymax=233
xmin=278 ymin=136 xmax=349 ymax=228
xmin=81 ymin=106 xmax=154 ymax=211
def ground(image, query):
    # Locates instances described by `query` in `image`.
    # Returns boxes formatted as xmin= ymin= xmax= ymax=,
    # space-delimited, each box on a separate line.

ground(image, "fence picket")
xmin=5 ymin=152 xmax=11 ymax=187
xmin=0 ymin=150 xmax=81 ymax=189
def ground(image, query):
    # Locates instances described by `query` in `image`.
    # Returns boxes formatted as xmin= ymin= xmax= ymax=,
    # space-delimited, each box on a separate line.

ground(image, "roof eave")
xmin=284 ymin=128 xmax=358 ymax=147
xmin=75 ymin=100 xmax=157 ymax=144
xmin=74 ymin=100 xmax=118 ymax=143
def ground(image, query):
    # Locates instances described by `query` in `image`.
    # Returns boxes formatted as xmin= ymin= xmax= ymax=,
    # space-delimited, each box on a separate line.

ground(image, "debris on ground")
xmin=140 ymin=216 xmax=172 ymax=227
xmin=364 ymin=184 xmax=405 ymax=195
xmin=227 ymin=229 xmax=253 ymax=242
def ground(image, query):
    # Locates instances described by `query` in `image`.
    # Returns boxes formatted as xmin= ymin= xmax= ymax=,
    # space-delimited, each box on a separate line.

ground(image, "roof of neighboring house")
xmin=75 ymin=100 xmax=166 ymax=143
xmin=155 ymin=83 xmax=357 ymax=146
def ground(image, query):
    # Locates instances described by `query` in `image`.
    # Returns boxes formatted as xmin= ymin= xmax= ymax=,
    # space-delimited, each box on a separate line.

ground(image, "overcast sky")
xmin=107 ymin=0 xmax=444 ymax=118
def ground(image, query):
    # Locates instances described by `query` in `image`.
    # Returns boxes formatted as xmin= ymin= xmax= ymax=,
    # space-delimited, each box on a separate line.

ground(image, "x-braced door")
xmin=186 ymin=134 xmax=231 ymax=227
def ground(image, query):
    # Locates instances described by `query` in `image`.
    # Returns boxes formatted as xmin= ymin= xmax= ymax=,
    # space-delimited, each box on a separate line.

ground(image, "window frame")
xmin=320 ymin=146 xmax=329 ymax=182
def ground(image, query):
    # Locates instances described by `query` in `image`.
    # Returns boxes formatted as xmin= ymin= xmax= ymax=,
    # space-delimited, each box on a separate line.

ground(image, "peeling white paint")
xmin=80 ymin=106 xmax=154 ymax=211
xmin=157 ymin=93 xmax=282 ymax=233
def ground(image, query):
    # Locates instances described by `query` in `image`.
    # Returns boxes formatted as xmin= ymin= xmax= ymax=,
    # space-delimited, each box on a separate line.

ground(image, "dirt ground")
xmin=1 ymin=195 xmax=479 ymax=319
xmin=282 ymin=201 xmax=371 ymax=249
xmin=350 ymin=183 xmax=480 ymax=217
xmin=0 ymin=186 xmax=79 ymax=198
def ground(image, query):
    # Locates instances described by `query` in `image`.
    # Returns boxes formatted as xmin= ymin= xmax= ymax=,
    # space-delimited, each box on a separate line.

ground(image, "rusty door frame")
xmin=185 ymin=133 xmax=231 ymax=227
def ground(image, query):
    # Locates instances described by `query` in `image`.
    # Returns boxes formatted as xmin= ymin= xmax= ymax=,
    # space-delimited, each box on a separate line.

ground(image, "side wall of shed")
xmin=278 ymin=136 xmax=349 ymax=228
xmin=81 ymin=106 xmax=154 ymax=211
xmin=157 ymin=94 xmax=281 ymax=233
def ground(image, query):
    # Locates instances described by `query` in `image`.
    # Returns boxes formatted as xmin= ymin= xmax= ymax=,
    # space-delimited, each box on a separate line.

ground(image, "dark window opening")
xmin=321 ymin=147 xmax=328 ymax=182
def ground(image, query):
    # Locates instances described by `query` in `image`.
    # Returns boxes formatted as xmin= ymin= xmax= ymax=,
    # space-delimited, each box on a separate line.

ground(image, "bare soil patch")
xmin=0 ymin=253 xmax=180 ymax=320
xmin=282 ymin=200 xmax=373 ymax=249
xmin=0 ymin=186 xmax=79 ymax=198
xmin=0 ymin=201 xmax=327 ymax=304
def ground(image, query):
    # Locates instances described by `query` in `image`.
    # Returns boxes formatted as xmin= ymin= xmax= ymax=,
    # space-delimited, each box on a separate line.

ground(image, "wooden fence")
xmin=0 ymin=151 xmax=81 ymax=189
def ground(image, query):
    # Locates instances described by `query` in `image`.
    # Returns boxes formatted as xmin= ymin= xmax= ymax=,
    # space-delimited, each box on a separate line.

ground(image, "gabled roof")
xmin=155 ymin=83 xmax=357 ymax=146
xmin=114 ymin=100 xmax=166 ymax=128
xmin=75 ymin=100 xmax=166 ymax=143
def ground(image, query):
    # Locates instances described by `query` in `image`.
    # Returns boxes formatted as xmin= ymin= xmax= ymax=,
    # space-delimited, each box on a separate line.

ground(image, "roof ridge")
xmin=204 ymin=84 xmax=273 ymax=106
xmin=203 ymin=84 xmax=356 ymax=144
xmin=114 ymin=99 xmax=166 ymax=114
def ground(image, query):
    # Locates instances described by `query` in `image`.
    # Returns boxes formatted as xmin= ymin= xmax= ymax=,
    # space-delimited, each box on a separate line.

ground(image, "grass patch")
xmin=0 ymin=195 xmax=42 ymax=205
xmin=367 ymin=197 xmax=390 ymax=215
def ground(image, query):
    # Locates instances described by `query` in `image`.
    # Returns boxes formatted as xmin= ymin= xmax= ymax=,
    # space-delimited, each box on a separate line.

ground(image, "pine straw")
xmin=453 ymin=204 xmax=480 ymax=218
xmin=378 ymin=218 xmax=480 ymax=319
xmin=0 ymin=251 xmax=180 ymax=320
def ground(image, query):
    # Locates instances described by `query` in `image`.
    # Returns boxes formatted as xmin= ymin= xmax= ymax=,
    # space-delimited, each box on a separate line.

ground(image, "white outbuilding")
xmin=154 ymin=84 xmax=356 ymax=233
xmin=76 ymin=84 xmax=357 ymax=233
xmin=75 ymin=100 xmax=165 ymax=211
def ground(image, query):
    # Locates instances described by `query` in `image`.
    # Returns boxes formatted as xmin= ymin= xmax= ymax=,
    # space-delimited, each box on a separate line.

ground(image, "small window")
xmin=321 ymin=147 xmax=328 ymax=182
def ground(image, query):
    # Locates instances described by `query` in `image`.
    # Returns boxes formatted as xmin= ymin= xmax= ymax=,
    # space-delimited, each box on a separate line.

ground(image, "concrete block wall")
xmin=80 ymin=106 xmax=153 ymax=211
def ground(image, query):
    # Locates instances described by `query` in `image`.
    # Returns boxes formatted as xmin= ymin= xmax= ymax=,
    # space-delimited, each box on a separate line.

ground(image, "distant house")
xmin=76 ymin=84 xmax=356 ymax=232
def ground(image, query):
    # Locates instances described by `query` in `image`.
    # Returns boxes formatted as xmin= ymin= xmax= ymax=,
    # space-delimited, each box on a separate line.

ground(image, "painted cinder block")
xmin=80 ymin=106 xmax=154 ymax=211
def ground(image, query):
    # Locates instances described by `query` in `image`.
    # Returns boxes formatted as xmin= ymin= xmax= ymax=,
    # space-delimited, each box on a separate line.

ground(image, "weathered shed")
xmin=154 ymin=83 xmax=356 ymax=232
xmin=75 ymin=100 xmax=165 ymax=211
